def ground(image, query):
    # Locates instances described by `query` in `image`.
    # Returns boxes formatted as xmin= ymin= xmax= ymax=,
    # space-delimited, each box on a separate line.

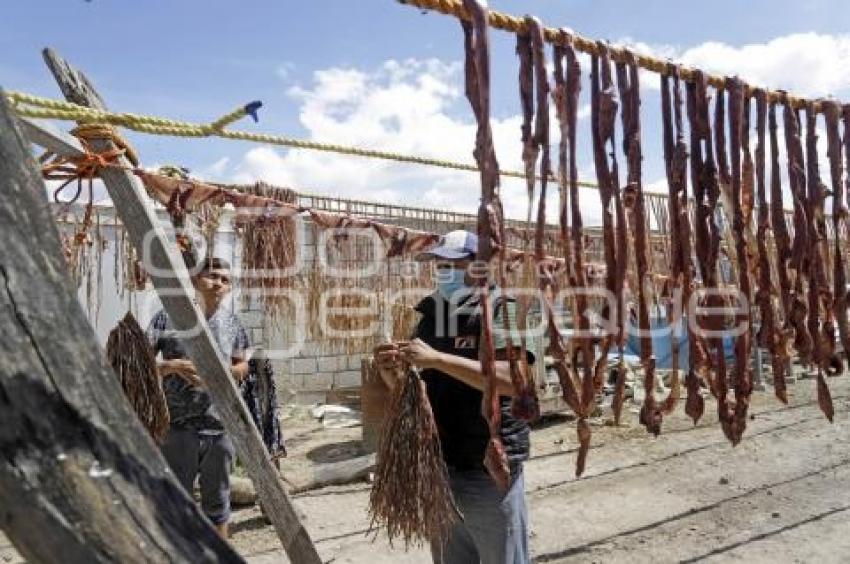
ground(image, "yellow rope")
xmin=398 ymin=0 xmax=841 ymax=112
xmin=6 ymin=90 xmax=593 ymax=188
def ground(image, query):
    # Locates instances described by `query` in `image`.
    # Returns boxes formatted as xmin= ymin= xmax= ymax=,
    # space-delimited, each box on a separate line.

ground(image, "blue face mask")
xmin=437 ymin=268 xmax=468 ymax=302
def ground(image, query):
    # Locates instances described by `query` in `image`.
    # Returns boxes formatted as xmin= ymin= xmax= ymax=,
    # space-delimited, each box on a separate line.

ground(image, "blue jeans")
xmin=432 ymin=466 xmax=530 ymax=564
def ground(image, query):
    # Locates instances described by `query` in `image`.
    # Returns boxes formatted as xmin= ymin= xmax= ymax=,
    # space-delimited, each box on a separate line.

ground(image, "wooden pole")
xmin=0 ymin=90 xmax=243 ymax=563
xmin=39 ymin=48 xmax=322 ymax=563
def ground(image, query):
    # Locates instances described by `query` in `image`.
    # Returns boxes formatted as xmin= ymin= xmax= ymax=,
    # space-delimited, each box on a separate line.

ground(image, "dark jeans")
xmin=432 ymin=467 xmax=530 ymax=564
xmin=161 ymin=428 xmax=235 ymax=525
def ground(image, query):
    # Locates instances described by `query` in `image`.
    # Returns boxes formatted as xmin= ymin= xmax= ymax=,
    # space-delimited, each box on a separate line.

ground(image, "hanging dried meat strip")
xmin=753 ymin=90 xmax=790 ymax=405
xmin=768 ymin=101 xmax=793 ymax=402
xmin=616 ymin=52 xmax=668 ymax=435
xmin=804 ymin=102 xmax=840 ymax=420
xmin=517 ymin=27 xmax=536 ymax=227
xmin=591 ymin=43 xmax=628 ymax=401
xmin=741 ymin=99 xmax=756 ymax=227
xmin=509 ymin=31 xmax=539 ymax=419
xmin=783 ymin=101 xmax=813 ymax=362
xmin=686 ymin=73 xmax=731 ymax=432
xmin=804 ymin=103 xmax=830 ymax=368
xmin=460 ymin=0 xmax=510 ymax=490
xmin=561 ymin=33 xmax=598 ymax=425
xmin=844 ymin=106 xmax=850 ymax=335
xmin=714 ymin=88 xmax=731 ymax=189
xmin=724 ymin=77 xmax=754 ymax=444
xmin=551 ymin=31 xmax=591 ymax=435
xmin=552 ymin=31 xmax=571 ymax=273
xmin=824 ymin=101 xmax=850 ymax=373
xmin=662 ymin=65 xmax=702 ymax=422
xmin=501 ymin=15 xmax=548 ymax=422
xmin=583 ymin=43 xmax=627 ymax=474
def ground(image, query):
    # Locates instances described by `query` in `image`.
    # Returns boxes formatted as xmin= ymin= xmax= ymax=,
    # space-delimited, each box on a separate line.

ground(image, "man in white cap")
xmin=375 ymin=229 xmax=534 ymax=564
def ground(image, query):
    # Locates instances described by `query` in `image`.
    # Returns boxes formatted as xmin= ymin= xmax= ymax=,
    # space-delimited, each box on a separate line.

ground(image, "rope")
xmin=41 ymin=131 xmax=133 ymax=203
xmin=41 ymin=125 xmax=139 ymax=252
xmin=6 ymin=90 xmax=595 ymax=188
xmin=397 ymin=0 xmax=844 ymax=112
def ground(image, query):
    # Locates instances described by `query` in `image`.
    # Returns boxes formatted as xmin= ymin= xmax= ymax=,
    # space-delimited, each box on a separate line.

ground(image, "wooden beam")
xmin=40 ymin=48 xmax=321 ymax=563
xmin=0 ymin=90 xmax=243 ymax=563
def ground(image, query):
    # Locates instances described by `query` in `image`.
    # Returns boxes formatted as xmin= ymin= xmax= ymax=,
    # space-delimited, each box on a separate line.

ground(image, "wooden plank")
xmin=0 ymin=89 xmax=242 ymax=564
xmin=40 ymin=48 xmax=321 ymax=564
xmin=289 ymin=454 xmax=377 ymax=494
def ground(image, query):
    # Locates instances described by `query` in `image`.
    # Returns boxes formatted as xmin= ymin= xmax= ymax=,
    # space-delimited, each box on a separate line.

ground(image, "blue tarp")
xmin=624 ymin=317 xmax=736 ymax=369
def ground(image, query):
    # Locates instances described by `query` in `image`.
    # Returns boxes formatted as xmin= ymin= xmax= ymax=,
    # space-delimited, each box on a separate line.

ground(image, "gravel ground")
xmin=3 ymin=373 xmax=850 ymax=563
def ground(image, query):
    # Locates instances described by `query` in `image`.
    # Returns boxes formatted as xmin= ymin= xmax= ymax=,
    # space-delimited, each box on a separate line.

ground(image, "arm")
xmin=230 ymin=321 xmax=252 ymax=385
xmin=157 ymin=358 xmax=201 ymax=386
xmin=400 ymin=339 xmax=525 ymax=397
xmin=230 ymin=358 xmax=249 ymax=384
xmin=145 ymin=313 xmax=195 ymax=383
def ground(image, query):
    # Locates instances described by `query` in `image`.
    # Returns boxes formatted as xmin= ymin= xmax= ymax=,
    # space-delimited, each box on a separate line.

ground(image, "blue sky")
xmin=3 ymin=0 xmax=850 ymax=221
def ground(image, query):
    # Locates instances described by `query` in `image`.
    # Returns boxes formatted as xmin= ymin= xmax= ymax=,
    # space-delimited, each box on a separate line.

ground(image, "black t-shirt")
xmin=412 ymin=291 xmax=534 ymax=472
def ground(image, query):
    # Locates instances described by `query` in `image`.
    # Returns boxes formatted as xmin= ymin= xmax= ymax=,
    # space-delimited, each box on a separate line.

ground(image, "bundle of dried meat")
xmin=804 ymin=102 xmax=840 ymax=420
xmin=767 ymin=100 xmax=793 ymax=402
xmin=661 ymin=65 xmax=699 ymax=422
xmin=824 ymin=102 xmax=850 ymax=372
xmin=724 ymin=77 xmax=754 ymax=443
xmin=460 ymin=0 xmax=511 ymax=489
xmin=617 ymin=52 xmax=673 ymax=435
xmin=782 ymin=101 xmax=814 ymax=362
xmin=753 ymin=90 xmax=791 ymax=405
xmin=590 ymin=42 xmax=628 ymax=398
xmin=106 ymin=311 xmax=170 ymax=444
xmin=686 ymin=73 xmax=731 ymax=432
xmin=234 ymin=182 xmax=299 ymax=322
xmin=368 ymin=367 xmax=457 ymax=547
xmin=552 ymin=31 xmax=597 ymax=431
xmin=500 ymin=15 xmax=552 ymax=422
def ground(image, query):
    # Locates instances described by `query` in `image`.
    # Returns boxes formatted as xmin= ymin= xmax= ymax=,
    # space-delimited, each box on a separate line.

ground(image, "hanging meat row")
xmin=460 ymin=4 xmax=850 ymax=478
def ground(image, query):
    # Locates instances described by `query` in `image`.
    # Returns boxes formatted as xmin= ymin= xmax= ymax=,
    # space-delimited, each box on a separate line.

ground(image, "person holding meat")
xmin=374 ymin=229 xmax=534 ymax=564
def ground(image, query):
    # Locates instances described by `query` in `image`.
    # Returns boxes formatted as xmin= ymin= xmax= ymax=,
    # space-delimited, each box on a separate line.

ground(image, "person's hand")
xmin=399 ymin=338 xmax=442 ymax=370
xmin=160 ymin=359 xmax=202 ymax=387
xmin=373 ymin=342 xmax=407 ymax=389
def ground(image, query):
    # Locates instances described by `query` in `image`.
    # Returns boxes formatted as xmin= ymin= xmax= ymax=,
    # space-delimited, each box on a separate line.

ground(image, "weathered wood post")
xmin=0 ymin=89 xmax=243 ymax=563
xmin=39 ymin=48 xmax=322 ymax=563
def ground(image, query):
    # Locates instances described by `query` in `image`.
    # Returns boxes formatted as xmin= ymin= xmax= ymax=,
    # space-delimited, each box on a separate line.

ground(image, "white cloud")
xmin=223 ymin=58 xmax=551 ymax=220
xmin=678 ymin=33 xmax=850 ymax=97
xmin=620 ymin=32 xmax=850 ymax=98
xmin=207 ymin=32 xmax=850 ymax=227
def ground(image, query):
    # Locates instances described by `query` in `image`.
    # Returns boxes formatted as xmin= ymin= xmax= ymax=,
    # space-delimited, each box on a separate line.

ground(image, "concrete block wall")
xmin=240 ymin=215 xmax=452 ymax=403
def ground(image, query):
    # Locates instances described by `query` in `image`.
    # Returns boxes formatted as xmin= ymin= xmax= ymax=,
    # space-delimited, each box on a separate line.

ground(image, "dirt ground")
xmin=3 ymin=373 xmax=850 ymax=563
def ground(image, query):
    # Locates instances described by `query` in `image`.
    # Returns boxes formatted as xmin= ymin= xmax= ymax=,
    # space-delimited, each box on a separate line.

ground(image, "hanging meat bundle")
xmin=723 ymin=77 xmax=754 ymax=444
xmin=685 ymin=73 xmax=734 ymax=437
xmin=661 ymin=66 xmax=700 ymax=423
xmin=824 ymin=102 xmax=850 ymax=374
xmin=767 ymin=99 xmax=794 ymax=403
xmin=783 ymin=101 xmax=814 ymax=363
xmin=753 ymin=90 xmax=790 ymax=406
xmin=553 ymin=31 xmax=599 ymax=427
xmin=617 ymin=52 xmax=676 ymax=435
xmin=460 ymin=0 xmax=512 ymax=490
xmin=804 ymin=102 xmax=840 ymax=420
